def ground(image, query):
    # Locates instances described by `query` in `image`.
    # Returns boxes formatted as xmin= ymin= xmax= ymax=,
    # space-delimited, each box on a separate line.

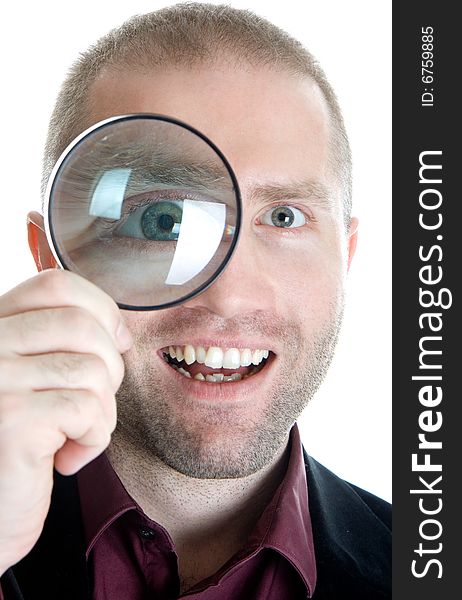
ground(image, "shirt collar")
xmin=77 ymin=451 xmax=137 ymax=557
xmin=77 ymin=423 xmax=316 ymax=595
xmin=245 ymin=423 xmax=316 ymax=596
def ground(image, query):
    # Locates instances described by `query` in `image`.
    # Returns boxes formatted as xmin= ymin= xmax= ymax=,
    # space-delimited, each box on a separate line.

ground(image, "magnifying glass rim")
xmin=43 ymin=113 xmax=242 ymax=311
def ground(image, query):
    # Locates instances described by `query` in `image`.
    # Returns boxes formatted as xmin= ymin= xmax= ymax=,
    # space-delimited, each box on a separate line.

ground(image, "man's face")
xmin=85 ymin=62 xmax=357 ymax=477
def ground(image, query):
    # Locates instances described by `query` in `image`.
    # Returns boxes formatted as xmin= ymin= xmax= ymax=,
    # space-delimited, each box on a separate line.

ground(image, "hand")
xmin=0 ymin=269 xmax=132 ymax=574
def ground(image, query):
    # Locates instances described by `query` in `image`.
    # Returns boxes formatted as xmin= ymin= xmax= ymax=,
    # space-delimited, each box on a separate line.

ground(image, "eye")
xmin=116 ymin=200 xmax=183 ymax=241
xmin=260 ymin=205 xmax=306 ymax=228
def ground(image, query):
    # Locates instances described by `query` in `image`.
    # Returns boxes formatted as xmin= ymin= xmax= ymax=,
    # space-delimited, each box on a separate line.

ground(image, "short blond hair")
xmin=42 ymin=2 xmax=352 ymax=222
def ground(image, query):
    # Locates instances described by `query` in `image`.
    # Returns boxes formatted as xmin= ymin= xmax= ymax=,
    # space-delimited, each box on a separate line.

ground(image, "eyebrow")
xmin=55 ymin=139 xmax=335 ymax=215
xmin=246 ymin=179 xmax=336 ymax=212
xmin=60 ymin=148 xmax=236 ymax=205
xmin=129 ymin=159 xmax=232 ymax=192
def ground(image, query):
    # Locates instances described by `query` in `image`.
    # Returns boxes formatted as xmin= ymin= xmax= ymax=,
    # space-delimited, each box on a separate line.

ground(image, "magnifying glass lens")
xmin=46 ymin=115 xmax=241 ymax=310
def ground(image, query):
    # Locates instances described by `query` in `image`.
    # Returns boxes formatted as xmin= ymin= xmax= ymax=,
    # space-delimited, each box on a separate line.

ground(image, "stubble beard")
xmin=115 ymin=300 xmax=344 ymax=479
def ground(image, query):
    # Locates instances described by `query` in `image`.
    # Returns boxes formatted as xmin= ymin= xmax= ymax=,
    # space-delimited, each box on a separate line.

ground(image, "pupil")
xmin=158 ymin=214 xmax=174 ymax=231
xmin=140 ymin=201 xmax=183 ymax=240
xmin=272 ymin=206 xmax=294 ymax=227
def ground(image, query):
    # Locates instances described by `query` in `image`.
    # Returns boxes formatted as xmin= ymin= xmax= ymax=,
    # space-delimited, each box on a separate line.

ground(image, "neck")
xmin=106 ymin=429 xmax=290 ymax=591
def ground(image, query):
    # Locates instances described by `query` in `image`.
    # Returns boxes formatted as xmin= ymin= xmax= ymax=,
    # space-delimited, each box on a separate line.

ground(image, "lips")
xmin=162 ymin=344 xmax=271 ymax=383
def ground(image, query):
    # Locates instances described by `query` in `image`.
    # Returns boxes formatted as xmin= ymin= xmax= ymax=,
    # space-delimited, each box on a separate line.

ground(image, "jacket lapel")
xmin=304 ymin=451 xmax=391 ymax=599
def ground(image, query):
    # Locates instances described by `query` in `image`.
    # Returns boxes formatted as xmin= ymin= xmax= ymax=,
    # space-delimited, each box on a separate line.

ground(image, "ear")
xmin=27 ymin=211 xmax=58 ymax=271
xmin=347 ymin=216 xmax=359 ymax=271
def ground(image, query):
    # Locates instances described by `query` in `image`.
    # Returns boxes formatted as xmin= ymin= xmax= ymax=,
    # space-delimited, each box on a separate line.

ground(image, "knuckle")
xmin=78 ymin=354 xmax=115 ymax=397
xmin=54 ymin=318 xmax=122 ymax=393
xmin=51 ymin=389 xmax=98 ymax=426
xmin=38 ymin=270 xmax=119 ymax=323
xmin=44 ymin=353 xmax=79 ymax=387
xmin=60 ymin=389 xmax=103 ymax=421
xmin=51 ymin=389 xmax=82 ymax=416
xmin=37 ymin=269 xmax=71 ymax=300
xmin=57 ymin=307 xmax=106 ymax=350
xmin=14 ymin=310 xmax=48 ymax=346
xmin=52 ymin=353 xmax=88 ymax=387
xmin=61 ymin=306 xmax=93 ymax=334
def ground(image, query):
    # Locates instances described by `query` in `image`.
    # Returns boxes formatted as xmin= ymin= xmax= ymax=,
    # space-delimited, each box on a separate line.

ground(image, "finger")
xmin=18 ymin=389 xmax=112 ymax=460
xmin=0 ymin=352 xmax=113 ymax=394
xmin=54 ymin=439 xmax=110 ymax=476
xmin=0 ymin=353 xmax=117 ymax=428
xmin=0 ymin=307 xmax=125 ymax=392
xmin=0 ymin=270 xmax=132 ymax=352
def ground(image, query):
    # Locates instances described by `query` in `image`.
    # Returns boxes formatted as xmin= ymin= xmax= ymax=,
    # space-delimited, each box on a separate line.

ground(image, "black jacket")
xmin=1 ymin=452 xmax=391 ymax=599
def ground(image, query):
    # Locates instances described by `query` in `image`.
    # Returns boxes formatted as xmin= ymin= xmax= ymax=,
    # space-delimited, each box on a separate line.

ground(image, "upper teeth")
xmin=167 ymin=345 xmax=269 ymax=369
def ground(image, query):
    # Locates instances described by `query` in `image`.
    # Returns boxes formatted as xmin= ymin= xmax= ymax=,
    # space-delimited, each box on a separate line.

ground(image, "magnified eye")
xmin=117 ymin=200 xmax=183 ymax=240
xmin=260 ymin=205 xmax=306 ymax=228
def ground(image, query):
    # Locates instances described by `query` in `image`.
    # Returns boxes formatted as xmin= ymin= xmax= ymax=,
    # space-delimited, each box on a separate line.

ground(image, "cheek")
xmin=260 ymin=234 xmax=346 ymax=323
xmin=119 ymin=314 xmax=160 ymax=361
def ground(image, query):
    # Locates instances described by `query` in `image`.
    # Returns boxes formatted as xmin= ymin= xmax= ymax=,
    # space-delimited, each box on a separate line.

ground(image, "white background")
xmin=0 ymin=1 xmax=391 ymax=501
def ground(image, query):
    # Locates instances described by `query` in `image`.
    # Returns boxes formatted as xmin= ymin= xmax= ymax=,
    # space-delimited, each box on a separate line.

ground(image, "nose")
xmin=184 ymin=227 xmax=277 ymax=319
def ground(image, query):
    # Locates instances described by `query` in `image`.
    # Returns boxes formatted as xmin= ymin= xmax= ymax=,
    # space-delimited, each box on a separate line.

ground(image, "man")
xmin=0 ymin=3 xmax=391 ymax=599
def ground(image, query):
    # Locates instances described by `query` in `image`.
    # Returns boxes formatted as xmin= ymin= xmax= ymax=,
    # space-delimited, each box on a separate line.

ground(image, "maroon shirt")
xmin=77 ymin=425 xmax=316 ymax=599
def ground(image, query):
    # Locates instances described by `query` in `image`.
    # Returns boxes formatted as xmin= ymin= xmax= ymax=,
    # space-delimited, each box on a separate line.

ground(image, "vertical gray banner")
xmin=393 ymin=2 xmax=460 ymax=597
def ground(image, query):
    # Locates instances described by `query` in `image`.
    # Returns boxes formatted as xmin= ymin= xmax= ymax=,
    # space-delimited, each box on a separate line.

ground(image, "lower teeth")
xmin=177 ymin=367 xmax=192 ymax=378
xmin=172 ymin=365 xmax=246 ymax=382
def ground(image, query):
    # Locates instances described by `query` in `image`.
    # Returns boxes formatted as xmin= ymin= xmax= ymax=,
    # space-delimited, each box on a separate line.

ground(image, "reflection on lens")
xmin=45 ymin=114 xmax=241 ymax=309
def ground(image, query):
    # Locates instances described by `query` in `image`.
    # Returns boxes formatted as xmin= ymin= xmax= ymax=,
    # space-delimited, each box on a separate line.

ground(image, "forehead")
xmin=89 ymin=62 xmax=337 ymax=206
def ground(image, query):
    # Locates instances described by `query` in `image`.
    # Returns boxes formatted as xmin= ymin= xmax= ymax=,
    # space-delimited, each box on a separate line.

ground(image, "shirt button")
xmin=139 ymin=527 xmax=156 ymax=540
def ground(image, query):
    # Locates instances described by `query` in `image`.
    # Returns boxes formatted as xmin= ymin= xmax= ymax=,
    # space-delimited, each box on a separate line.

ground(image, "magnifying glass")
xmin=44 ymin=114 xmax=241 ymax=310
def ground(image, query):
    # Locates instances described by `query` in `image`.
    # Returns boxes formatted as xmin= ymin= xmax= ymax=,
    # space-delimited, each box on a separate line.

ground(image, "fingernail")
xmin=116 ymin=320 xmax=133 ymax=352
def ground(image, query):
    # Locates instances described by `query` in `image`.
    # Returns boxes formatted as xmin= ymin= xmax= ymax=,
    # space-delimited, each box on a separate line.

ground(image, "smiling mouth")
xmin=161 ymin=344 xmax=271 ymax=383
